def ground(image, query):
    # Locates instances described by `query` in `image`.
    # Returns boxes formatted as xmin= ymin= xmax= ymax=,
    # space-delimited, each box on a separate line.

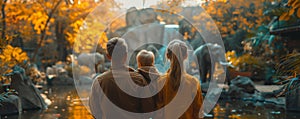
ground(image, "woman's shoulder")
xmin=158 ymin=73 xmax=199 ymax=84
xmin=157 ymin=74 xmax=168 ymax=82
xmin=183 ymin=73 xmax=200 ymax=85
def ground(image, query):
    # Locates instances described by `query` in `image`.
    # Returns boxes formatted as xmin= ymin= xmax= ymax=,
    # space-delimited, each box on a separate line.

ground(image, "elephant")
xmin=194 ymin=43 xmax=232 ymax=83
xmin=77 ymin=53 xmax=105 ymax=74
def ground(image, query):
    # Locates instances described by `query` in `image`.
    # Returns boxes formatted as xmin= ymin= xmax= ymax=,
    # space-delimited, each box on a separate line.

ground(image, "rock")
xmin=0 ymin=93 xmax=22 ymax=115
xmin=51 ymin=75 xmax=74 ymax=86
xmin=138 ymin=8 xmax=158 ymax=24
xmin=285 ymin=77 xmax=300 ymax=112
xmin=113 ymin=8 xmax=159 ymax=38
xmin=126 ymin=7 xmax=141 ymax=27
xmin=27 ymin=64 xmax=45 ymax=85
xmin=10 ymin=72 xmax=48 ymax=110
xmin=228 ymin=76 xmax=257 ymax=98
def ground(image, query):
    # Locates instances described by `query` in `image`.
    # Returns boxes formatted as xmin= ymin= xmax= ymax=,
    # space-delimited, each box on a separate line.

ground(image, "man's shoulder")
xmin=95 ymin=69 xmax=147 ymax=86
xmin=129 ymin=71 xmax=148 ymax=86
xmin=94 ymin=70 xmax=114 ymax=84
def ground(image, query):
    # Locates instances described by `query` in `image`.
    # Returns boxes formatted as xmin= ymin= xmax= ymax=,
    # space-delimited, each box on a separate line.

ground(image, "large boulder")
xmin=47 ymin=66 xmax=74 ymax=86
xmin=50 ymin=75 xmax=74 ymax=86
xmin=138 ymin=8 xmax=158 ymax=24
xmin=112 ymin=8 xmax=159 ymax=38
xmin=0 ymin=93 xmax=22 ymax=115
xmin=126 ymin=7 xmax=141 ymax=27
xmin=10 ymin=72 xmax=47 ymax=110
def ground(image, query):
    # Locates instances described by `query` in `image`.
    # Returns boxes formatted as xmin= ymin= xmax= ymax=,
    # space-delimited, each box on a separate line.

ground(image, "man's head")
xmin=106 ymin=37 xmax=128 ymax=64
xmin=136 ymin=50 xmax=155 ymax=68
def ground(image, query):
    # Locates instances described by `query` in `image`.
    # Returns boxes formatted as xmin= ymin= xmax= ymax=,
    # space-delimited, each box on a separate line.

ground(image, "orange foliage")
xmin=279 ymin=0 xmax=300 ymax=20
xmin=0 ymin=45 xmax=28 ymax=75
xmin=195 ymin=0 xmax=271 ymax=36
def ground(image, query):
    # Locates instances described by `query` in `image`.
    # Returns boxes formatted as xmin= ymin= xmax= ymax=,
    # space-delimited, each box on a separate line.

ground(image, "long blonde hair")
xmin=166 ymin=39 xmax=188 ymax=90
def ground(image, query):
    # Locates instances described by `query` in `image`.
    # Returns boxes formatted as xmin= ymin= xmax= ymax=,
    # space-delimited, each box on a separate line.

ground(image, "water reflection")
xmin=3 ymin=85 xmax=299 ymax=119
xmin=211 ymin=99 xmax=292 ymax=119
xmin=5 ymin=86 xmax=93 ymax=119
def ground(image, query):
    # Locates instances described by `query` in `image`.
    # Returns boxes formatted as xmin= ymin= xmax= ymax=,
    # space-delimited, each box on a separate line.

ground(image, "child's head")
xmin=136 ymin=50 xmax=155 ymax=68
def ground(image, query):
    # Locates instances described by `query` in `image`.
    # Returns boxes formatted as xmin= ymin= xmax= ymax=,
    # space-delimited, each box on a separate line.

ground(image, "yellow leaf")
xmin=5 ymin=69 xmax=13 ymax=74
xmin=50 ymin=18 xmax=55 ymax=23
xmin=12 ymin=51 xmax=18 ymax=58
xmin=45 ymin=2 xmax=52 ymax=8
xmin=279 ymin=12 xmax=290 ymax=21
xmin=7 ymin=45 xmax=13 ymax=50
xmin=289 ymin=8 xmax=295 ymax=15
xmin=15 ymin=47 xmax=22 ymax=53
xmin=46 ymin=31 xmax=52 ymax=35
xmin=15 ymin=55 xmax=20 ymax=62
xmin=0 ymin=55 xmax=5 ymax=59
xmin=5 ymin=56 xmax=11 ymax=62
xmin=99 ymin=32 xmax=108 ymax=49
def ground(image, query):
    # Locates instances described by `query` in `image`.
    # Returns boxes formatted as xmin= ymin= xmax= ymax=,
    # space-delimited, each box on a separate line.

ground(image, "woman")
xmin=157 ymin=39 xmax=203 ymax=119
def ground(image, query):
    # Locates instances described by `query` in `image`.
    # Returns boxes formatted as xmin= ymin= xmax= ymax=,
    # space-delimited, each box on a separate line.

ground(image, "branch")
xmin=31 ymin=0 xmax=63 ymax=62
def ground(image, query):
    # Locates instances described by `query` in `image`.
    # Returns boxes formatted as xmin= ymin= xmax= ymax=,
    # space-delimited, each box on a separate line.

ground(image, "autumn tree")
xmin=278 ymin=0 xmax=300 ymax=21
xmin=191 ymin=0 xmax=274 ymax=54
xmin=1 ymin=0 xmax=118 ymax=69
xmin=65 ymin=0 xmax=121 ymax=54
xmin=4 ymin=0 xmax=64 ymax=65
xmin=269 ymin=0 xmax=300 ymax=30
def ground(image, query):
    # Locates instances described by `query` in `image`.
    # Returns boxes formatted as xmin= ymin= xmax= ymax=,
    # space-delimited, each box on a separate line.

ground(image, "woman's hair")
xmin=166 ymin=39 xmax=188 ymax=90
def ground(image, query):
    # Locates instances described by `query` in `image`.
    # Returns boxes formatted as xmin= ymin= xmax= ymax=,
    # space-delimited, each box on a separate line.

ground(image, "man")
xmin=89 ymin=37 xmax=155 ymax=119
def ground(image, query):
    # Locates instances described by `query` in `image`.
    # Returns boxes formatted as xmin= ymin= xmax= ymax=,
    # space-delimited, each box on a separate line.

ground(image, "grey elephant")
xmin=194 ymin=43 xmax=233 ymax=83
xmin=77 ymin=53 xmax=105 ymax=74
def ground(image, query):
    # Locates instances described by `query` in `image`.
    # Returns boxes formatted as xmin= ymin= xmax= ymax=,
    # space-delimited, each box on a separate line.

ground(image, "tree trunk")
xmin=31 ymin=0 xmax=62 ymax=62
xmin=55 ymin=19 xmax=68 ymax=61
xmin=1 ymin=0 xmax=7 ymax=41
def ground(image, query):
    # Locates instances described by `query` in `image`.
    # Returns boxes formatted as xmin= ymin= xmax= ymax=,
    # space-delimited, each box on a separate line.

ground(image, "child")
xmin=136 ymin=50 xmax=160 ymax=84
xmin=136 ymin=50 xmax=162 ymax=118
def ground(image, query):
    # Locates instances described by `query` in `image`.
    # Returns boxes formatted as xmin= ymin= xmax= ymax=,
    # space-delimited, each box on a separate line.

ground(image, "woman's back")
xmin=157 ymin=73 xmax=203 ymax=119
xmin=156 ymin=39 xmax=203 ymax=119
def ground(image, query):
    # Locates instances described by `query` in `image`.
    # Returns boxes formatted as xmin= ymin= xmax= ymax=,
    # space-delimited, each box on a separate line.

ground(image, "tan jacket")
xmin=89 ymin=67 xmax=155 ymax=119
xmin=137 ymin=66 xmax=160 ymax=84
xmin=137 ymin=66 xmax=161 ymax=110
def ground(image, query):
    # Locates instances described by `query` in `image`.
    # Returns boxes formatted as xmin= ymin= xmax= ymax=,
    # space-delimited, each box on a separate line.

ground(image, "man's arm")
xmin=89 ymin=79 xmax=102 ymax=119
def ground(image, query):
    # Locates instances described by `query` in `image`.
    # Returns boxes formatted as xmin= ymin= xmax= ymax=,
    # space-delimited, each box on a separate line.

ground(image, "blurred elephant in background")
xmin=77 ymin=53 xmax=105 ymax=74
xmin=194 ymin=43 xmax=232 ymax=83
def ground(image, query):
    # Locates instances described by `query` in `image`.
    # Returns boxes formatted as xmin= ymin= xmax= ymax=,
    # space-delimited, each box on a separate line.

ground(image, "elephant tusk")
xmin=219 ymin=61 xmax=235 ymax=68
